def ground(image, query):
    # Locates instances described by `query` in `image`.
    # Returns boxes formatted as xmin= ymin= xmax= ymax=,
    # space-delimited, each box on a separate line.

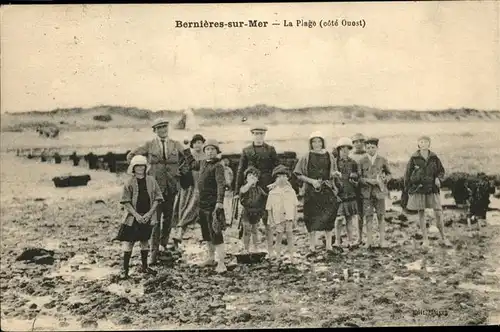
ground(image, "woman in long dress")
xmin=294 ymin=131 xmax=341 ymax=256
xmin=172 ymin=134 xmax=206 ymax=244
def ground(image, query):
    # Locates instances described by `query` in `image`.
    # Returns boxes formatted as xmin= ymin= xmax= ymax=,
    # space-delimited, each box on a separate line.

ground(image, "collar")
xmin=353 ymin=150 xmax=366 ymax=155
xmin=156 ymin=136 xmax=168 ymax=142
xmin=368 ymin=153 xmax=378 ymax=160
xmin=252 ymin=142 xmax=267 ymax=148
xmin=310 ymin=149 xmax=328 ymax=154
xmin=412 ymin=150 xmax=437 ymax=158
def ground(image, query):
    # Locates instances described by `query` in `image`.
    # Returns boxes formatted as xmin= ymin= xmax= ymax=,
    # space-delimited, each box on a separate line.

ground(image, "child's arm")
xmin=215 ymin=163 xmax=226 ymax=208
xmin=123 ymin=203 xmax=143 ymax=222
xmin=239 ymin=181 xmax=254 ymax=195
xmin=403 ymin=157 xmax=414 ymax=191
xmin=382 ymin=158 xmax=392 ymax=181
xmin=265 ymin=193 xmax=274 ymax=225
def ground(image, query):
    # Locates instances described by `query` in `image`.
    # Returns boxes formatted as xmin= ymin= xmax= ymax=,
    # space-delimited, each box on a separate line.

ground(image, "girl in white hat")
xmin=114 ymin=155 xmax=164 ymax=279
xmin=293 ymin=131 xmax=341 ymax=256
xmin=334 ymin=137 xmax=360 ymax=248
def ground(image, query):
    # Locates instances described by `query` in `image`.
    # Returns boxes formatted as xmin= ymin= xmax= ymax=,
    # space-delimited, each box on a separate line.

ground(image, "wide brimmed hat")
xmin=272 ymin=164 xmax=290 ymax=178
xmin=351 ymin=133 xmax=365 ymax=142
xmin=190 ymin=134 xmax=206 ymax=148
xmin=203 ymin=139 xmax=221 ymax=154
xmin=336 ymin=137 xmax=353 ymax=149
xmin=244 ymin=166 xmax=261 ymax=178
xmin=365 ymin=137 xmax=379 ymax=146
xmin=152 ymin=118 xmax=169 ymax=129
xmin=250 ymin=124 xmax=268 ymax=133
xmin=127 ymin=155 xmax=151 ymax=175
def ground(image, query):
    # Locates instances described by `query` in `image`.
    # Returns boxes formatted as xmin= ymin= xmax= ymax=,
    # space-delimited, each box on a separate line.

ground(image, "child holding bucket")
xmin=115 ymin=155 xmax=164 ymax=279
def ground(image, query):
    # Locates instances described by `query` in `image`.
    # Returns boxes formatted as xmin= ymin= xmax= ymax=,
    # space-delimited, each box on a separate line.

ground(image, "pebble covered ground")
xmin=1 ymin=189 xmax=499 ymax=330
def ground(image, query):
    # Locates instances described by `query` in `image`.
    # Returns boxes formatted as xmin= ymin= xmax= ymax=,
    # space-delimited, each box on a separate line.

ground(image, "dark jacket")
xmin=404 ymin=150 xmax=445 ymax=195
xmin=235 ymin=143 xmax=279 ymax=193
xmin=336 ymin=156 xmax=360 ymax=202
xmin=196 ymin=159 xmax=226 ymax=210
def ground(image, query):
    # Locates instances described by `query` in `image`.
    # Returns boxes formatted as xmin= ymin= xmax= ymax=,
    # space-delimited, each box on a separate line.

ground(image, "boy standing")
xmin=358 ymin=138 xmax=391 ymax=248
xmin=235 ymin=125 xmax=279 ymax=254
xmin=266 ymin=165 xmax=299 ymax=260
xmin=195 ymin=139 xmax=227 ymax=273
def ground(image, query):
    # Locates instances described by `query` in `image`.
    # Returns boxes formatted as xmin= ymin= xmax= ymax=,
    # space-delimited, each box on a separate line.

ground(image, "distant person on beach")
xmin=85 ymin=152 xmax=99 ymax=170
xmin=190 ymin=139 xmax=227 ymax=273
xmin=172 ymin=134 xmax=206 ymax=245
xmin=234 ymin=124 xmax=279 ymax=253
xmin=126 ymin=118 xmax=185 ymax=265
xmin=266 ymin=165 xmax=299 ymax=261
xmin=70 ymin=151 xmax=80 ymax=166
xmin=350 ymin=133 xmax=367 ymax=243
xmin=40 ymin=149 xmax=49 ymax=162
xmin=334 ymin=137 xmax=360 ymax=248
xmin=53 ymin=152 xmax=62 ymax=164
xmin=358 ymin=137 xmax=391 ymax=248
xmin=404 ymin=135 xmax=451 ymax=248
xmin=114 ymin=155 xmax=163 ymax=279
xmin=294 ymin=131 xmax=341 ymax=256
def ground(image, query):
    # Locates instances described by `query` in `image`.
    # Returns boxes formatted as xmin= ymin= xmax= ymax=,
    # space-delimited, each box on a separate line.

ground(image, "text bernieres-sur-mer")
xmin=175 ymin=20 xmax=269 ymax=28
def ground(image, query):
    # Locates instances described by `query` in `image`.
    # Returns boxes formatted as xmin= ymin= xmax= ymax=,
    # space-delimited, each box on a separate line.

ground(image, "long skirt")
xmin=174 ymin=185 xmax=200 ymax=229
xmin=303 ymin=185 xmax=339 ymax=232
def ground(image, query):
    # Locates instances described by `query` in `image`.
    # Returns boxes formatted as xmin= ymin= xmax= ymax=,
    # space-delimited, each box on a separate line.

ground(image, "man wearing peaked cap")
xmin=127 ymin=117 xmax=185 ymax=265
xmin=250 ymin=124 xmax=268 ymax=133
xmin=151 ymin=118 xmax=169 ymax=129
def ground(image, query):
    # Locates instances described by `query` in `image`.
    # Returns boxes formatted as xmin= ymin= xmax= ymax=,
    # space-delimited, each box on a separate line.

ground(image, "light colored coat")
xmin=120 ymin=175 xmax=164 ymax=226
xmin=127 ymin=137 xmax=185 ymax=195
xmin=358 ymin=154 xmax=391 ymax=199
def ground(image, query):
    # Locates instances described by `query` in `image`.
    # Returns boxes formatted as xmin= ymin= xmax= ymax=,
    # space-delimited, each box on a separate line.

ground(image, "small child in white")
xmin=266 ymin=165 xmax=299 ymax=261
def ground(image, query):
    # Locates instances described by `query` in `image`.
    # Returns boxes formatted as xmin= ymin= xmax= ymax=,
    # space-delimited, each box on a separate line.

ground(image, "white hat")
xmin=250 ymin=124 xmax=268 ymax=132
xmin=336 ymin=137 xmax=353 ymax=149
xmin=309 ymin=131 xmax=324 ymax=140
xmin=152 ymin=118 xmax=169 ymax=129
xmin=127 ymin=155 xmax=151 ymax=175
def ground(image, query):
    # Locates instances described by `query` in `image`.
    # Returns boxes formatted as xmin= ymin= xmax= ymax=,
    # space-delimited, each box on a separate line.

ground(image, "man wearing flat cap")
xmin=127 ymin=118 xmax=185 ymax=265
xmin=235 ymin=124 xmax=279 ymax=244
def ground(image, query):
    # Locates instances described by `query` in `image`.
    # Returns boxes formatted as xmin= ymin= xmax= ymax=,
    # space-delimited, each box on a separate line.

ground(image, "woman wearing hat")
xmin=404 ymin=135 xmax=451 ymax=248
xmin=294 ymin=131 xmax=341 ymax=255
xmin=334 ymin=137 xmax=360 ymax=248
xmin=171 ymin=134 xmax=206 ymax=245
xmin=115 ymin=155 xmax=164 ymax=279
xmin=126 ymin=118 xmax=185 ymax=265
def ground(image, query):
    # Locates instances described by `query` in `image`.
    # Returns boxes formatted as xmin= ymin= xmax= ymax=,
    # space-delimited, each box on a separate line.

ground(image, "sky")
xmin=1 ymin=2 xmax=499 ymax=113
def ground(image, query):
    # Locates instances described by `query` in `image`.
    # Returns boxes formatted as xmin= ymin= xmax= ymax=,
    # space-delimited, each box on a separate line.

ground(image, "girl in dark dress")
xmin=115 ymin=155 xmax=164 ymax=279
xmin=294 ymin=131 xmax=341 ymax=255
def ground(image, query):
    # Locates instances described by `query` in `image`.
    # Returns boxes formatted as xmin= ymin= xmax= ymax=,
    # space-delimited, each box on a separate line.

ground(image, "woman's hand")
xmin=435 ymin=178 xmax=441 ymax=188
xmin=216 ymin=202 xmax=224 ymax=210
xmin=135 ymin=214 xmax=145 ymax=224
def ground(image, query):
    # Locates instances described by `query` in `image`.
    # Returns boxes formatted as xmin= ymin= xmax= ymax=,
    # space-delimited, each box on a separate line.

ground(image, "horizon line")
xmin=2 ymin=103 xmax=499 ymax=115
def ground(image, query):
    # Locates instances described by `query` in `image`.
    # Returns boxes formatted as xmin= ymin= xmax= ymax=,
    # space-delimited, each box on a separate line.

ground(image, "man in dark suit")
xmin=234 ymin=125 xmax=279 ymax=249
xmin=127 ymin=118 xmax=185 ymax=265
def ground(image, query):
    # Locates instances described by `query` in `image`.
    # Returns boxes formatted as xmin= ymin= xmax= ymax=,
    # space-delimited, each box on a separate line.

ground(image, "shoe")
xmin=119 ymin=270 xmax=129 ymax=280
xmin=215 ymin=263 xmax=227 ymax=273
xmin=140 ymin=267 xmax=157 ymax=276
xmin=199 ymin=259 xmax=216 ymax=267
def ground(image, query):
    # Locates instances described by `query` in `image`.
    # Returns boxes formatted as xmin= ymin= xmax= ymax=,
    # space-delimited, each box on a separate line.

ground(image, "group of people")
xmin=114 ymin=117 xmax=452 ymax=279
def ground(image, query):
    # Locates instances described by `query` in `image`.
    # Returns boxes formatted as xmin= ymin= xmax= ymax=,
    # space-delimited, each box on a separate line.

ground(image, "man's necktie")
xmin=161 ymin=139 xmax=167 ymax=160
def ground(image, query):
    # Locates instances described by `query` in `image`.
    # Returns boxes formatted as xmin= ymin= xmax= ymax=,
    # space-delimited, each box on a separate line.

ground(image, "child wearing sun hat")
xmin=115 ymin=155 xmax=164 ymax=279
